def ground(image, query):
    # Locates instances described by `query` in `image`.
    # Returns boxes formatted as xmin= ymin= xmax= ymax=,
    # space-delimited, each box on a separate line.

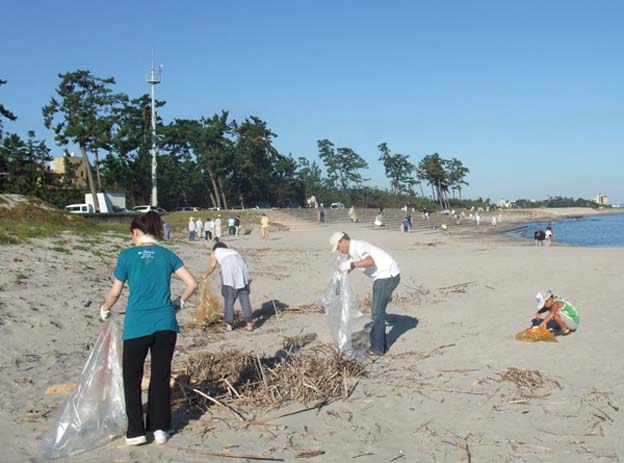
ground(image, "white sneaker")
xmin=153 ymin=430 xmax=170 ymax=445
xmin=125 ymin=435 xmax=147 ymax=446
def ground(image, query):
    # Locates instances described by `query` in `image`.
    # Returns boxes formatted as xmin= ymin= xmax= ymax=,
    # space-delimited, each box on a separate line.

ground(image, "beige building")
xmin=594 ymin=193 xmax=609 ymax=206
xmin=50 ymin=156 xmax=88 ymax=187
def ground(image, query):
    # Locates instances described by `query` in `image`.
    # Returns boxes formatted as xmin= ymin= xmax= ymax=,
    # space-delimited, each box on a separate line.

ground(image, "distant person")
xmin=534 ymin=230 xmax=546 ymax=246
xmin=402 ymin=216 xmax=410 ymax=233
xmin=329 ymin=232 xmax=400 ymax=356
xmin=348 ymin=206 xmax=357 ymax=223
xmin=475 ymin=213 xmax=480 ymax=227
xmin=188 ymin=217 xmax=196 ymax=241
xmin=214 ymin=215 xmax=222 ymax=240
xmin=163 ymin=221 xmax=171 ymax=241
xmin=205 ymin=217 xmax=213 ymax=240
xmin=235 ymin=216 xmax=241 ymax=235
xmin=227 ymin=217 xmax=236 ymax=236
xmin=195 ymin=218 xmax=203 ymax=240
xmin=407 ymin=214 xmax=412 ymax=229
xmin=545 ymin=225 xmax=554 ymax=245
xmin=491 ymin=216 xmax=497 ymax=227
xmin=99 ymin=211 xmax=197 ymax=446
xmin=260 ymin=213 xmax=270 ymax=240
xmin=318 ymin=204 xmax=326 ymax=223
xmin=533 ymin=290 xmax=579 ymax=335
xmin=201 ymin=241 xmax=254 ymax=332
xmin=374 ymin=212 xmax=384 ymax=227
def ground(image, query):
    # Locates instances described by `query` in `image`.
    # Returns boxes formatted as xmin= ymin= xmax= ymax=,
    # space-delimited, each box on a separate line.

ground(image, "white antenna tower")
xmin=146 ymin=60 xmax=162 ymax=207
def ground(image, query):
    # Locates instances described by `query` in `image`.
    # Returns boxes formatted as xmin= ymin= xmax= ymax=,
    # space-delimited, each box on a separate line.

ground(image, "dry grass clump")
xmin=192 ymin=278 xmax=222 ymax=327
xmin=182 ymin=343 xmax=365 ymax=413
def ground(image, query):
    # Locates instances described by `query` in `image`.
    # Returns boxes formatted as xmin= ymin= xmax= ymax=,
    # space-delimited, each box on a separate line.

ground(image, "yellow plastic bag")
xmin=193 ymin=278 xmax=222 ymax=327
xmin=515 ymin=326 xmax=558 ymax=343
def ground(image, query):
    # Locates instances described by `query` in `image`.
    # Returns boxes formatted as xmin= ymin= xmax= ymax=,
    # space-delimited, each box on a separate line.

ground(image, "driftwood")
xmin=173 ymin=446 xmax=284 ymax=461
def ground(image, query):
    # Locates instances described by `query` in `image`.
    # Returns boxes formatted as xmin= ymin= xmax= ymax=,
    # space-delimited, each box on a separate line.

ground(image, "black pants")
xmin=123 ymin=331 xmax=177 ymax=438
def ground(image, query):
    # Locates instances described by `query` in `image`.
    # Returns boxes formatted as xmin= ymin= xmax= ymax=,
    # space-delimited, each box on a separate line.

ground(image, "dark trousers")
xmin=205 ymin=231 xmax=212 ymax=240
xmin=123 ymin=331 xmax=177 ymax=438
xmin=222 ymin=284 xmax=252 ymax=325
xmin=370 ymin=274 xmax=400 ymax=355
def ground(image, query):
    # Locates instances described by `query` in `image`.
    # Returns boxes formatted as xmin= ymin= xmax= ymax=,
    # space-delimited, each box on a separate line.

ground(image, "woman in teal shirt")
xmin=100 ymin=212 xmax=197 ymax=446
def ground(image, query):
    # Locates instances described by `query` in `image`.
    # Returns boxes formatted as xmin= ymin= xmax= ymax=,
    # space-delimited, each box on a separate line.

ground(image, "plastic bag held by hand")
xmin=41 ymin=317 xmax=126 ymax=460
xmin=320 ymin=270 xmax=363 ymax=356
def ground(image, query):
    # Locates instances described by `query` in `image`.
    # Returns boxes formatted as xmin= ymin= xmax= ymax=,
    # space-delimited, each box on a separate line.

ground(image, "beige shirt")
xmin=261 ymin=216 xmax=269 ymax=227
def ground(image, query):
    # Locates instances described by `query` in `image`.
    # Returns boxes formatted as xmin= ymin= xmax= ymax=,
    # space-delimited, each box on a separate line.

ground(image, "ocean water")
xmin=504 ymin=213 xmax=624 ymax=247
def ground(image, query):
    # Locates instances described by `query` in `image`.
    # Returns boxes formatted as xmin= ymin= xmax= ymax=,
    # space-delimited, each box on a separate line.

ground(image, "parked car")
xmin=230 ymin=205 xmax=245 ymax=210
xmin=64 ymin=203 xmax=94 ymax=214
xmin=131 ymin=205 xmax=167 ymax=214
xmin=173 ymin=206 xmax=201 ymax=212
xmin=330 ymin=202 xmax=345 ymax=209
xmin=207 ymin=206 xmax=221 ymax=211
xmin=254 ymin=201 xmax=272 ymax=209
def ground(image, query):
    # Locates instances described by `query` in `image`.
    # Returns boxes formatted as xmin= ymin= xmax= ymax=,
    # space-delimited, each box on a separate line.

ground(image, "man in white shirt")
xmin=329 ymin=232 xmax=400 ymax=355
xmin=201 ymin=241 xmax=253 ymax=332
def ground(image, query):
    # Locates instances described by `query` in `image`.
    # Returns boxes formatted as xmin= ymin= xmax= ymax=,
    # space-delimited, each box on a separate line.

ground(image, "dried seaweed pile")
xmin=192 ymin=278 xmax=222 ymax=327
xmin=498 ymin=367 xmax=561 ymax=397
xmin=182 ymin=342 xmax=365 ymax=413
xmin=515 ymin=326 xmax=558 ymax=343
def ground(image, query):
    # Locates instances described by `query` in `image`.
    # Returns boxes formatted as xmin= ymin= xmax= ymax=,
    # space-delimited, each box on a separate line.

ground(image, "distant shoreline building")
xmin=50 ymin=155 xmax=88 ymax=187
xmin=594 ymin=193 xmax=609 ymax=206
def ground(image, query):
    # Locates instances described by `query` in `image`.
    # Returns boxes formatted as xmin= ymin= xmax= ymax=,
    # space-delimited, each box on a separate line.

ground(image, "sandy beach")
xmin=1 ymin=208 xmax=623 ymax=462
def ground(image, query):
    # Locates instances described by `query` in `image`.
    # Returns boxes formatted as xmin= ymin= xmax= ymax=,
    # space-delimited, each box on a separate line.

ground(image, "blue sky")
xmin=2 ymin=1 xmax=623 ymax=203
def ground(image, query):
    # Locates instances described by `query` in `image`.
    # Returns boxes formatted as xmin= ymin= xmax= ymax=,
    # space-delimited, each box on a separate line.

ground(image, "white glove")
xmin=339 ymin=260 xmax=353 ymax=273
xmin=100 ymin=305 xmax=111 ymax=321
xmin=172 ymin=297 xmax=185 ymax=312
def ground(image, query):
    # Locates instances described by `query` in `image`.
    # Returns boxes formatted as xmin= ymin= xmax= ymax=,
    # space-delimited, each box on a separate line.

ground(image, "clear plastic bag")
xmin=41 ymin=317 xmax=126 ymax=460
xmin=321 ymin=270 xmax=364 ymax=357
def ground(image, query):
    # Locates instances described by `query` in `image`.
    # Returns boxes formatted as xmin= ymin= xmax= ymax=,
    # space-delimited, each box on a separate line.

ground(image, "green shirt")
xmin=556 ymin=297 xmax=580 ymax=325
xmin=114 ymin=244 xmax=184 ymax=340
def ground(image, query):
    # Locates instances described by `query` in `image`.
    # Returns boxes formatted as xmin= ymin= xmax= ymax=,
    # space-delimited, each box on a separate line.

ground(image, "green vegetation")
xmin=1 ymin=70 xmax=473 ymax=211
xmin=0 ymin=195 xmax=133 ymax=244
xmin=514 ymin=197 xmax=600 ymax=209
xmin=15 ymin=273 xmax=29 ymax=280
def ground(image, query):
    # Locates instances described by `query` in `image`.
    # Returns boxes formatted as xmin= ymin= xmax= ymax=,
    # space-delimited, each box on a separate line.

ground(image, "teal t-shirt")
xmin=114 ymin=244 xmax=184 ymax=340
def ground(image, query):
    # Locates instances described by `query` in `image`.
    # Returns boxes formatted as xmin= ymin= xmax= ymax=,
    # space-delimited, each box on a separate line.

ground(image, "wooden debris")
xmin=44 ymin=384 xmax=75 ymax=396
xmin=173 ymin=446 xmax=284 ymax=461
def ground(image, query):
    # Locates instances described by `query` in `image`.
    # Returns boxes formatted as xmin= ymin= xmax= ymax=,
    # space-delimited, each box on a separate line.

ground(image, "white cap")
xmin=536 ymin=290 xmax=553 ymax=309
xmin=190 ymin=217 xmax=194 ymax=220
xmin=329 ymin=231 xmax=345 ymax=253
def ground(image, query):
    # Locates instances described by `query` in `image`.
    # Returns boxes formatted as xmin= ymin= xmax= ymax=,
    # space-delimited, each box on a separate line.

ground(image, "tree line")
xmin=1 ymin=70 xmax=473 ymax=211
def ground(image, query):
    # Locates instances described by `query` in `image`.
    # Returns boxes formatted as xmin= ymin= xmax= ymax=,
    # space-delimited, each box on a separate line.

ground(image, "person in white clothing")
xmin=201 ymin=241 xmax=253 ymax=332
xmin=329 ymin=232 xmax=400 ymax=355
xmin=188 ymin=217 xmax=196 ymax=241
xmin=214 ymin=215 xmax=222 ymax=240
xmin=195 ymin=218 xmax=203 ymax=239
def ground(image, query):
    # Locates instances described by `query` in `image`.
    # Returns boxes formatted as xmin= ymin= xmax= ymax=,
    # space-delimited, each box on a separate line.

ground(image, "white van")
xmin=65 ymin=204 xmax=94 ymax=214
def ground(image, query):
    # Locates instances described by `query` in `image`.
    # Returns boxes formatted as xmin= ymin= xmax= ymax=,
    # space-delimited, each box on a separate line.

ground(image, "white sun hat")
xmin=536 ymin=290 xmax=553 ymax=309
xmin=329 ymin=231 xmax=346 ymax=253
